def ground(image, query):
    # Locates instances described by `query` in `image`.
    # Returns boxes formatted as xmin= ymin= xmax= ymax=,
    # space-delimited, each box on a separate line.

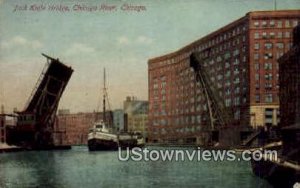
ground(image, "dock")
xmin=0 ymin=143 xmax=72 ymax=153
xmin=0 ymin=143 xmax=24 ymax=153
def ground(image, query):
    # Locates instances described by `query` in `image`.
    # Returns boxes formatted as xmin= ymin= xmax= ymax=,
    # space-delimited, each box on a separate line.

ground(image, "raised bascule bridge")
xmin=190 ymin=52 xmax=253 ymax=147
xmin=6 ymin=54 xmax=73 ymax=150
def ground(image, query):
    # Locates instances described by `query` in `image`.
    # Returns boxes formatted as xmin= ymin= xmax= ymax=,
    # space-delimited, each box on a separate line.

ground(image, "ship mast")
xmin=103 ymin=68 xmax=106 ymax=123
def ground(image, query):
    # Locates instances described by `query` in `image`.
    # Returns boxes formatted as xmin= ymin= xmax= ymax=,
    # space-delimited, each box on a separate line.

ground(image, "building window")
xmin=234 ymin=97 xmax=240 ymax=106
xmin=225 ymin=62 xmax=230 ymax=68
xmin=277 ymin=32 xmax=282 ymax=38
xmin=255 ymin=83 xmax=260 ymax=90
xmin=243 ymin=55 xmax=247 ymax=62
xmin=254 ymin=53 xmax=259 ymax=60
xmin=255 ymin=94 xmax=260 ymax=103
xmin=270 ymin=20 xmax=275 ymax=27
xmin=254 ymin=63 xmax=260 ymax=70
xmin=276 ymin=43 xmax=284 ymax=49
xmin=270 ymin=32 xmax=275 ymax=38
xmin=285 ymin=32 xmax=290 ymax=38
xmin=254 ymin=21 xmax=259 ymax=27
xmin=262 ymin=32 xmax=267 ymax=39
xmin=242 ymin=45 xmax=246 ymax=52
xmin=196 ymin=115 xmax=201 ymax=123
xmin=265 ymin=73 xmax=273 ymax=81
xmin=234 ymin=110 xmax=240 ymax=120
xmin=224 ymin=52 xmax=231 ymax=59
xmin=234 ymin=67 xmax=239 ymax=75
xmin=255 ymin=73 xmax=260 ymax=81
xmin=265 ymin=42 xmax=273 ymax=50
xmin=285 ymin=20 xmax=290 ymax=28
xmin=288 ymin=42 xmax=292 ymax=50
xmin=225 ymin=70 xmax=231 ymax=78
xmin=276 ymin=52 xmax=284 ymax=59
xmin=265 ymin=94 xmax=273 ymax=103
xmin=254 ymin=43 xmax=260 ymax=50
xmin=262 ymin=21 xmax=267 ymax=27
xmin=277 ymin=20 xmax=282 ymax=28
xmin=217 ymin=74 xmax=223 ymax=80
xmin=293 ymin=20 xmax=299 ymax=27
xmin=242 ymin=25 xmax=246 ymax=31
xmin=264 ymin=53 xmax=273 ymax=59
xmin=225 ymin=99 xmax=231 ymax=107
xmin=161 ymin=82 xmax=166 ymax=89
xmin=264 ymin=62 xmax=272 ymax=70
xmin=254 ymin=32 xmax=259 ymax=39
xmin=234 ymin=77 xmax=240 ymax=84
xmin=233 ymin=58 xmax=240 ymax=65
xmin=265 ymin=83 xmax=272 ymax=90
xmin=233 ymin=49 xmax=240 ymax=56
xmin=265 ymin=108 xmax=273 ymax=125
xmin=225 ymin=88 xmax=230 ymax=96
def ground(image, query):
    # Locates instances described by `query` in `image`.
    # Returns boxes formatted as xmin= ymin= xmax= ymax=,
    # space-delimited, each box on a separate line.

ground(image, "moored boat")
xmin=87 ymin=68 xmax=143 ymax=151
xmin=88 ymin=120 xmax=142 ymax=151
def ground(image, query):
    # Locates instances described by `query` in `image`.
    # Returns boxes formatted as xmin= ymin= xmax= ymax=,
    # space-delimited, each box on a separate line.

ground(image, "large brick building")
xmin=148 ymin=10 xmax=300 ymax=144
xmin=54 ymin=111 xmax=113 ymax=145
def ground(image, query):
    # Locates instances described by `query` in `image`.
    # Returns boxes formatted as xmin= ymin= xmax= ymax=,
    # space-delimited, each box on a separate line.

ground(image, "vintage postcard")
xmin=0 ymin=0 xmax=300 ymax=187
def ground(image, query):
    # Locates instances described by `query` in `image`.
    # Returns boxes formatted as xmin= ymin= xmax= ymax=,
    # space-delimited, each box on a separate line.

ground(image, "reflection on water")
xmin=0 ymin=146 xmax=272 ymax=188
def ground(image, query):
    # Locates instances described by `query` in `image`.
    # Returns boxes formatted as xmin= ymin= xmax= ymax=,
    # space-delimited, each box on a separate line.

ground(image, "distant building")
xmin=127 ymin=113 xmax=148 ymax=138
xmin=278 ymin=24 xmax=300 ymax=127
xmin=124 ymin=96 xmax=148 ymax=115
xmin=123 ymin=96 xmax=149 ymax=139
xmin=113 ymin=109 xmax=125 ymax=131
xmin=0 ymin=114 xmax=17 ymax=144
xmin=58 ymin=109 xmax=70 ymax=115
xmin=148 ymin=10 xmax=300 ymax=144
xmin=54 ymin=111 xmax=113 ymax=145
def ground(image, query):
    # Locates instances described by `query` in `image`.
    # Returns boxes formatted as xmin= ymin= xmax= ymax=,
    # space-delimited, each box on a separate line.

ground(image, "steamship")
xmin=87 ymin=68 xmax=143 ymax=151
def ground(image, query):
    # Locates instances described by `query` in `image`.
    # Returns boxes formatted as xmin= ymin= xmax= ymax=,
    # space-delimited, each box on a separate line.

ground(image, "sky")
xmin=0 ymin=0 xmax=299 ymax=113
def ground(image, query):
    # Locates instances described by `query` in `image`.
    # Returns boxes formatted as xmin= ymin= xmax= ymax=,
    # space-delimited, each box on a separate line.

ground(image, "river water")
xmin=0 ymin=146 xmax=272 ymax=188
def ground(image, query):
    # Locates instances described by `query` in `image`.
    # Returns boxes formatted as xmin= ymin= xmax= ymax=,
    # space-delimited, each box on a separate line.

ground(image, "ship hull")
xmin=87 ymin=132 xmax=141 ymax=151
xmin=88 ymin=138 xmax=118 ymax=151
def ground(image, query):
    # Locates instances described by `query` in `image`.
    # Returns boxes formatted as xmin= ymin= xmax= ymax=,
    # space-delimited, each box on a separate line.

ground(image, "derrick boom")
xmin=190 ymin=52 xmax=233 ymax=130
